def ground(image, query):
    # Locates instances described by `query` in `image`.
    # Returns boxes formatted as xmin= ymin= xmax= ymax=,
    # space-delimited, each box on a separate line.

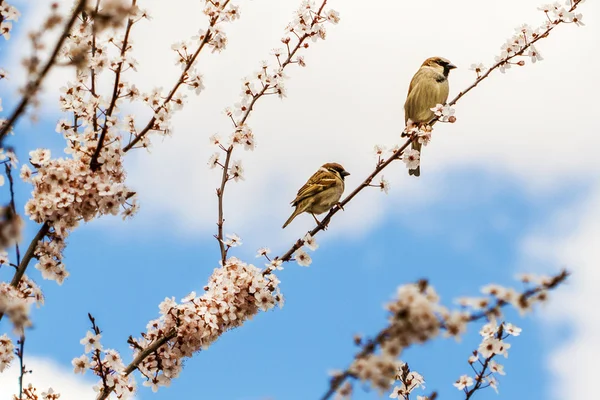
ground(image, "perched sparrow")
xmin=404 ymin=56 xmax=456 ymax=177
xmin=282 ymin=162 xmax=350 ymax=229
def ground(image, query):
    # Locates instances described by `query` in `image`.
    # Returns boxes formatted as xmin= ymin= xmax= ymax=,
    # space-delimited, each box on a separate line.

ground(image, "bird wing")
xmin=291 ymin=169 xmax=339 ymax=206
xmin=404 ymin=67 xmax=450 ymax=124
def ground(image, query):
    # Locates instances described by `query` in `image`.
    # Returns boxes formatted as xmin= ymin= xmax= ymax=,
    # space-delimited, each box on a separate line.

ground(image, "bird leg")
xmin=335 ymin=202 xmax=345 ymax=211
xmin=311 ymin=213 xmax=328 ymax=230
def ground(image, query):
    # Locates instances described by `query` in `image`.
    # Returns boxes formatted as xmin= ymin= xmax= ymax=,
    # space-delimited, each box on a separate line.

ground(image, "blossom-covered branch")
xmin=74 ymin=258 xmax=282 ymax=399
xmin=211 ymin=0 xmax=338 ymax=264
xmin=89 ymin=0 xmax=136 ymax=171
xmin=263 ymin=0 xmax=586 ymax=274
xmin=322 ymin=270 xmax=569 ymax=399
xmin=1 ymin=0 xmax=240 ymax=317
xmin=121 ymin=0 xmax=236 ymax=152
xmin=78 ymin=2 xmax=340 ymax=396
xmin=0 ymin=0 xmax=88 ymax=145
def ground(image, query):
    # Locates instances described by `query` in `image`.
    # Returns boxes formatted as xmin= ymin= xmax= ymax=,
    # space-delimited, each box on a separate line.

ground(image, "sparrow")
xmin=282 ymin=162 xmax=350 ymax=229
xmin=404 ymin=56 xmax=456 ymax=177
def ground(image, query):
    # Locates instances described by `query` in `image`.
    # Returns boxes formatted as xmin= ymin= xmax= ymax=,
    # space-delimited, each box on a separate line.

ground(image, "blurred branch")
xmin=320 ymin=270 xmax=569 ymax=400
xmin=0 ymin=222 xmax=49 ymax=323
xmin=4 ymin=163 xmax=21 ymax=264
xmin=0 ymin=0 xmax=88 ymax=145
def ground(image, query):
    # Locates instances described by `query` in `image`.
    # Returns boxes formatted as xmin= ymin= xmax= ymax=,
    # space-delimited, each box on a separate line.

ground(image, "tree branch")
xmin=0 ymin=0 xmax=88 ymax=145
xmin=121 ymin=0 xmax=232 ymax=153
xmin=320 ymin=270 xmax=569 ymax=400
xmin=95 ymin=329 xmax=176 ymax=400
xmin=266 ymin=0 xmax=583 ymax=274
xmin=89 ymin=0 xmax=137 ymax=171
xmin=0 ymin=222 xmax=50 ymax=323
xmin=217 ymin=0 xmax=329 ymax=262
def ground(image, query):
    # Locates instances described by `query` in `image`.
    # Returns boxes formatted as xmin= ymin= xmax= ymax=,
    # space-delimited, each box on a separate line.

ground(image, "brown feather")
xmin=283 ymin=163 xmax=349 ymax=229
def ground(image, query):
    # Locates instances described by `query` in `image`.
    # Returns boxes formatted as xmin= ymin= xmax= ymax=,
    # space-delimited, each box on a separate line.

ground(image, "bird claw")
xmin=336 ymin=202 xmax=345 ymax=212
xmin=311 ymin=213 xmax=328 ymax=230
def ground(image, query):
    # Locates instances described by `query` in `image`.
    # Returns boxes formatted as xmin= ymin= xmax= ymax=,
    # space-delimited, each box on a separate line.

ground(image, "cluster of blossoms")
xmin=400 ymin=104 xmax=455 ymax=172
xmin=87 ymin=0 xmax=138 ymax=31
xmin=372 ymin=126 xmax=441 ymax=178
xmin=59 ymin=4 xmax=141 ymax=72
xmin=126 ymin=0 xmax=241 ymax=150
xmin=453 ymin=321 xmax=521 ymax=395
xmin=335 ymin=359 xmax=429 ymax=399
xmin=22 ymin=142 xmax=136 ymax=284
xmin=0 ymin=202 xmax=23 ymax=250
xmin=172 ymin=1 xmax=239 ymax=65
xmin=338 ymin=282 xmax=450 ymax=395
xmin=133 ymin=258 xmax=282 ymax=391
xmin=1 ymin=150 xmax=24 ymax=249
xmin=372 ymin=146 xmax=391 ymax=193
xmin=0 ymin=272 xmax=44 ymax=331
xmin=73 ymin=326 xmax=136 ymax=399
xmin=0 ymin=333 xmax=14 ymax=372
xmin=18 ymin=0 xmax=250 ymax=287
xmin=381 ymin=282 xmax=452 ymax=357
xmin=456 ymin=272 xmax=557 ymax=316
xmin=16 ymin=384 xmax=61 ymax=400
xmin=470 ymin=0 xmax=585 ymax=75
xmin=0 ymin=1 xmax=20 ymax=40
xmin=293 ymin=232 xmax=318 ymax=267
xmin=76 ymin=258 xmax=283 ymax=397
xmin=389 ymin=363 xmax=428 ymax=400
xmin=349 ymin=355 xmax=404 ymax=394
xmin=255 ymin=232 xmax=318 ymax=275
xmin=329 ymin=270 xmax=567 ymax=399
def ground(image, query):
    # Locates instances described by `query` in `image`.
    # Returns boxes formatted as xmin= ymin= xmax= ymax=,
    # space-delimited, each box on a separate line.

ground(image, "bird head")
xmin=322 ymin=162 xmax=350 ymax=180
xmin=422 ymin=57 xmax=457 ymax=77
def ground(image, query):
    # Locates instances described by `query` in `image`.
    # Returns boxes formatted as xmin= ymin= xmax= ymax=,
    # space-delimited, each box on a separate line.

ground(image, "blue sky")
xmin=1 ymin=0 xmax=599 ymax=399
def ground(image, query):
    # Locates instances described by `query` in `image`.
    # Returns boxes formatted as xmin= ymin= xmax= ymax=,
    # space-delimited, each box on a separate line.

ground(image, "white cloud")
xmin=519 ymin=183 xmax=600 ymax=399
xmin=0 ymin=355 xmax=96 ymax=400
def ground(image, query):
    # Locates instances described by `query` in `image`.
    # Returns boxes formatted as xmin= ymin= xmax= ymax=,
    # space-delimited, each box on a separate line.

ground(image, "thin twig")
xmin=216 ymin=148 xmax=233 ymax=264
xmin=89 ymin=0 xmax=137 ymax=171
xmin=122 ymin=0 xmax=232 ymax=153
xmin=17 ymin=333 xmax=26 ymax=399
xmin=217 ymin=0 xmax=329 ymax=262
xmin=465 ymin=355 xmax=494 ymax=400
xmin=0 ymin=0 xmax=88 ymax=144
xmin=0 ymin=222 xmax=50 ymax=322
xmin=5 ymin=164 xmax=21 ymax=265
xmin=95 ymin=329 xmax=176 ymax=400
xmin=90 ymin=0 xmax=101 ymax=133
xmin=464 ymin=325 xmax=505 ymax=399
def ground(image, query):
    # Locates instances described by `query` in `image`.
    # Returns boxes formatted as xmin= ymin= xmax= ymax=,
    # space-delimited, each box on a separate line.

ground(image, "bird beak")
xmin=447 ymin=63 xmax=457 ymax=70
xmin=341 ymin=171 xmax=351 ymax=177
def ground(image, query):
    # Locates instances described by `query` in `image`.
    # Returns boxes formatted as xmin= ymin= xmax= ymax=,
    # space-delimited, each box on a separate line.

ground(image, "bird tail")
xmin=408 ymin=140 xmax=421 ymax=177
xmin=282 ymin=208 xmax=301 ymax=229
